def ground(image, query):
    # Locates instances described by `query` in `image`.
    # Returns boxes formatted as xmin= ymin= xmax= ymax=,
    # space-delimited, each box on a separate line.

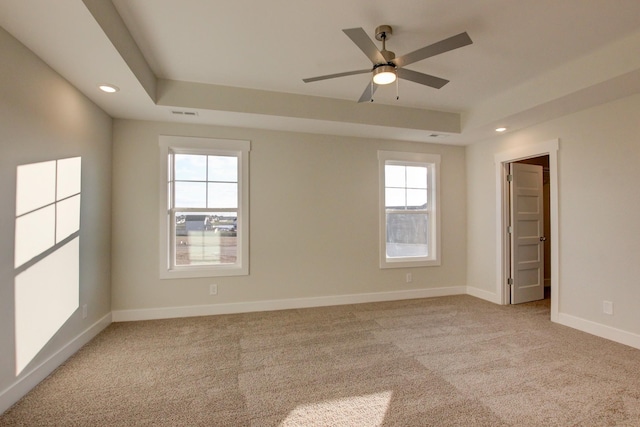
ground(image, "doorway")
xmin=509 ymin=157 xmax=550 ymax=303
xmin=494 ymin=139 xmax=559 ymax=321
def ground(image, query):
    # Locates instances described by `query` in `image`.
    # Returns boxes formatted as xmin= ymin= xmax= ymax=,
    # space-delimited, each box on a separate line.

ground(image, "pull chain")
xmin=370 ymin=79 xmax=374 ymax=102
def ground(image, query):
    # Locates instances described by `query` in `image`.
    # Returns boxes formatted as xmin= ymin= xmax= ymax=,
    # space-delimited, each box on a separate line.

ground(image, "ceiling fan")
xmin=303 ymin=25 xmax=472 ymax=102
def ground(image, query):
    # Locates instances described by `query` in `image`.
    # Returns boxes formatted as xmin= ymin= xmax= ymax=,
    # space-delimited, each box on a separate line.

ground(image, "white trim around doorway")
xmin=494 ymin=139 xmax=559 ymax=322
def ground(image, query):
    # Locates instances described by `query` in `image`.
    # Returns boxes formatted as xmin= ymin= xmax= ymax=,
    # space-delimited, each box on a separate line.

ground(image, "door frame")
xmin=494 ymin=139 xmax=559 ymax=321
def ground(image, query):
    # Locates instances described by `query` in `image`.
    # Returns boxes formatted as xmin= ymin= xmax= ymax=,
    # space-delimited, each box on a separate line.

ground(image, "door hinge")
xmin=507 ymin=174 xmax=513 ymax=182
xmin=507 ymin=226 xmax=513 ymax=234
xmin=507 ymin=277 xmax=514 ymax=285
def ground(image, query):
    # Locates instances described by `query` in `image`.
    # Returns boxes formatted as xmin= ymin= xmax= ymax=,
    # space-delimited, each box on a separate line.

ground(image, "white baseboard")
xmin=465 ymin=286 xmax=501 ymax=304
xmin=5 ymin=288 xmax=640 ymax=419
xmin=112 ymin=286 xmax=467 ymax=322
xmin=0 ymin=312 xmax=112 ymax=415
xmin=557 ymin=312 xmax=640 ymax=350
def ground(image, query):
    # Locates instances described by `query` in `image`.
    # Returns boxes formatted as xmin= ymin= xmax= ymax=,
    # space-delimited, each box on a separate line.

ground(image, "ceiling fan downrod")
xmin=380 ymin=31 xmax=387 ymax=51
xmin=375 ymin=25 xmax=395 ymax=64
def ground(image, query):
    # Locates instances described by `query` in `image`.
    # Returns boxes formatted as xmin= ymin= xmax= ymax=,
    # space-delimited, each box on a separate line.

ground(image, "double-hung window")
xmin=378 ymin=151 xmax=440 ymax=268
xmin=160 ymin=136 xmax=250 ymax=278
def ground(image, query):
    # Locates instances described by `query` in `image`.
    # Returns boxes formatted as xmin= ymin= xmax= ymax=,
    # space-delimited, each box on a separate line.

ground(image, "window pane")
xmin=406 ymin=166 xmax=427 ymax=189
xmin=175 ymin=154 xmax=206 ymax=181
xmin=208 ymin=156 xmax=237 ymax=182
xmin=175 ymin=182 xmax=206 ymax=208
xmin=385 ymin=188 xmax=405 ymax=208
xmin=386 ymin=213 xmax=429 ymax=258
xmin=208 ymin=183 xmax=238 ymax=209
xmin=14 ymin=205 xmax=56 ymax=268
xmin=56 ymin=194 xmax=81 ymax=243
xmin=56 ymin=157 xmax=82 ymax=200
xmin=385 ymin=165 xmax=405 ymax=187
xmin=406 ymin=189 xmax=427 ymax=209
xmin=15 ymin=160 xmax=56 ymax=216
xmin=174 ymin=212 xmax=237 ymax=266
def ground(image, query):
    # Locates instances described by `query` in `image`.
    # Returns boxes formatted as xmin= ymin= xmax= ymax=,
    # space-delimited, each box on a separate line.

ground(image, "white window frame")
xmin=378 ymin=150 xmax=441 ymax=268
xmin=159 ymin=135 xmax=250 ymax=279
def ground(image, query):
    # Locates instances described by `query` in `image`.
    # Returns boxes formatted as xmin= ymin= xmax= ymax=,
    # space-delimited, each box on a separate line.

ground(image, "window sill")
xmin=160 ymin=265 xmax=248 ymax=279
xmin=380 ymin=259 xmax=441 ymax=269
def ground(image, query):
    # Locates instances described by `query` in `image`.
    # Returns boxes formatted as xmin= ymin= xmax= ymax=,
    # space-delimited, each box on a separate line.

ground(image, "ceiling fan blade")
xmin=303 ymin=69 xmax=371 ymax=83
xmin=397 ymin=68 xmax=449 ymax=89
xmin=394 ymin=32 xmax=472 ymax=68
xmin=343 ymin=27 xmax=386 ymax=64
xmin=357 ymin=82 xmax=377 ymax=103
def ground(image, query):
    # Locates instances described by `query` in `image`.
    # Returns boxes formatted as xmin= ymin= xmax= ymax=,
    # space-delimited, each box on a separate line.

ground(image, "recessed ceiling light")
xmin=495 ymin=127 xmax=507 ymax=132
xmin=98 ymin=84 xmax=119 ymax=93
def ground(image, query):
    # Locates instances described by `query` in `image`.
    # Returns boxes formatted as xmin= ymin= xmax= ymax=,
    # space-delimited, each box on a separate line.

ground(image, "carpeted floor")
xmin=2 ymin=295 xmax=640 ymax=426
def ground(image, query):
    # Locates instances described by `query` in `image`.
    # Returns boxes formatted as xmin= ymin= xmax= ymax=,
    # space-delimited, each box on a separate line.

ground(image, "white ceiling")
xmin=1 ymin=0 xmax=640 ymax=144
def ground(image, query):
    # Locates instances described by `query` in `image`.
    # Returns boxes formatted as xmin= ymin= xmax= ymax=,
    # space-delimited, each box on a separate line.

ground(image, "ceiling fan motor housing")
xmin=380 ymin=50 xmax=395 ymax=63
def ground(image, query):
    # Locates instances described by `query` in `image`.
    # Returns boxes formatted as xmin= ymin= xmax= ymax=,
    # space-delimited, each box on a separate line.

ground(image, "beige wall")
xmin=111 ymin=120 xmax=467 ymax=313
xmin=2 ymin=9 xmax=639 ymax=413
xmin=467 ymin=93 xmax=640 ymax=337
xmin=0 ymin=27 xmax=112 ymax=409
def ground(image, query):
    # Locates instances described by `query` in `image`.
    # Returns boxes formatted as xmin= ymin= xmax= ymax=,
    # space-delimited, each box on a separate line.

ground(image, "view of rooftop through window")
xmin=385 ymin=163 xmax=429 ymax=258
xmin=171 ymin=153 xmax=239 ymax=266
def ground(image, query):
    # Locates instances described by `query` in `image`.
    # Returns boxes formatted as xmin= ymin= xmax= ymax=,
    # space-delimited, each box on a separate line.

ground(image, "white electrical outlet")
xmin=406 ymin=273 xmax=412 ymax=283
xmin=209 ymin=284 xmax=218 ymax=295
xmin=82 ymin=304 xmax=87 ymax=319
xmin=603 ymin=300 xmax=613 ymax=315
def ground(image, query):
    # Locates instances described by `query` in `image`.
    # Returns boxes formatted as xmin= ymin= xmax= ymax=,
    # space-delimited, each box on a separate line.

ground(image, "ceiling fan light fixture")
xmin=372 ymin=65 xmax=397 ymax=85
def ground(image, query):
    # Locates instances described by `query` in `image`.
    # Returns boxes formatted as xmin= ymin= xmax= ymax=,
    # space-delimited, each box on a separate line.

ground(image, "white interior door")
xmin=510 ymin=163 xmax=545 ymax=304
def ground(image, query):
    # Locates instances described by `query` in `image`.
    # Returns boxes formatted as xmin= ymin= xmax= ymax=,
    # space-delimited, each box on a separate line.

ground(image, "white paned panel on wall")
xmin=13 ymin=157 xmax=82 ymax=375
xmin=56 ymin=195 xmax=81 ymax=244
xmin=14 ymin=205 xmax=55 ymax=268
xmin=56 ymin=157 xmax=82 ymax=200
xmin=15 ymin=160 xmax=56 ymax=216
xmin=14 ymin=237 xmax=79 ymax=374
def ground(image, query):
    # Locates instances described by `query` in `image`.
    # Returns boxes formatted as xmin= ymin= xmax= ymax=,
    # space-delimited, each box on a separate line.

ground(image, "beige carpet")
xmin=2 ymin=295 xmax=640 ymax=426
